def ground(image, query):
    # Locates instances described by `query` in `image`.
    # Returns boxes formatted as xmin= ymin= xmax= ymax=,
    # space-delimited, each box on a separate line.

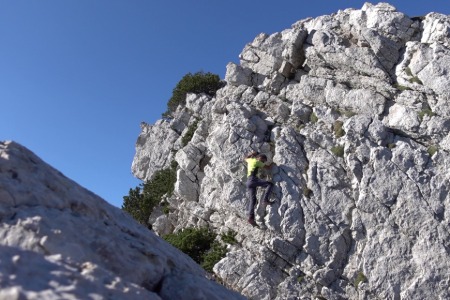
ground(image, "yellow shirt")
xmin=246 ymin=158 xmax=265 ymax=177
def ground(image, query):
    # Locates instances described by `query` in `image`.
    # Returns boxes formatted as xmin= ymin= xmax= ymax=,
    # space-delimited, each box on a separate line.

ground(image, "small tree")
xmin=122 ymin=184 xmax=153 ymax=226
xmin=122 ymin=161 xmax=178 ymax=227
xmin=145 ymin=162 xmax=178 ymax=203
xmin=164 ymin=227 xmax=228 ymax=273
xmin=201 ymin=241 xmax=227 ymax=273
xmin=163 ymin=71 xmax=221 ymax=117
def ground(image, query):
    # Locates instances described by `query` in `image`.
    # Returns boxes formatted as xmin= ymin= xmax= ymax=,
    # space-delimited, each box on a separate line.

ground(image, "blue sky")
xmin=2 ymin=1 xmax=450 ymax=208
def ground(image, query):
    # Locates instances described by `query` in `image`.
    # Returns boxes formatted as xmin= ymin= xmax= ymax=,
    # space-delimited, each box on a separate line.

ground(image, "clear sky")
xmin=2 ymin=1 xmax=450 ymax=208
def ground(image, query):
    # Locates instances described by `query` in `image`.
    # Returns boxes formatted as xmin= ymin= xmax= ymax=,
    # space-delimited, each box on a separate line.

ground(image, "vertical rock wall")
xmin=133 ymin=3 xmax=450 ymax=299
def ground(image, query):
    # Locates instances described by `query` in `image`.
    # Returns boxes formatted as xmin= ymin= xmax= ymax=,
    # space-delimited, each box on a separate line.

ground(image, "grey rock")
xmin=132 ymin=120 xmax=180 ymax=181
xmin=226 ymin=62 xmax=253 ymax=87
xmin=0 ymin=141 xmax=245 ymax=299
xmin=133 ymin=3 xmax=450 ymax=299
xmin=185 ymin=93 xmax=212 ymax=117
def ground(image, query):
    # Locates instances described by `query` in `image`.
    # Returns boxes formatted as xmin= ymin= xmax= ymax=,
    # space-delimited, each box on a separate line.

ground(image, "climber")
xmin=244 ymin=151 xmax=275 ymax=226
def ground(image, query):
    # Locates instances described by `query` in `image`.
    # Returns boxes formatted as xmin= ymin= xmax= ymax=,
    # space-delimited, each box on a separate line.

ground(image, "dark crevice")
xmin=389 ymin=129 xmax=428 ymax=148
xmin=152 ymin=276 xmax=166 ymax=295
xmin=9 ymin=169 xmax=19 ymax=180
xmin=199 ymin=155 xmax=211 ymax=172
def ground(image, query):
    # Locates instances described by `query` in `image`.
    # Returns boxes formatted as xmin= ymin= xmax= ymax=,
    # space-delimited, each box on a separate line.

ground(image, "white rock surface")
xmin=133 ymin=3 xmax=450 ymax=300
xmin=0 ymin=141 xmax=245 ymax=300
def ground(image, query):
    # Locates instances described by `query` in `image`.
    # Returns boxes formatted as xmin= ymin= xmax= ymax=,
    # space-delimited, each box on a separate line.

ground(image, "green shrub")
xmin=295 ymin=124 xmax=306 ymax=132
xmin=339 ymin=110 xmax=357 ymax=118
xmin=418 ymin=108 xmax=434 ymax=121
xmin=163 ymin=227 xmax=228 ymax=273
xmin=427 ymin=145 xmax=438 ymax=157
xmin=331 ymin=145 xmax=344 ymax=157
xmin=409 ymin=76 xmax=423 ymax=85
xmin=201 ymin=241 xmax=228 ymax=273
xmin=393 ymin=83 xmax=411 ymax=91
xmin=387 ymin=143 xmax=396 ymax=149
xmin=161 ymin=200 xmax=170 ymax=215
xmin=221 ymin=229 xmax=238 ymax=245
xmin=163 ymin=227 xmax=217 ymax=263
xmin=405 ymin=67 xmax=413 ymax=77
xmin=122 ymin=161 xmax=178 ymax=226
xmin=164 ymin=71 xmax=221 ymax=117
xmin=303 ymin=186 xmax=312 ymax=198
xmin=145 ymin=162 xmax=178 ymax=204
xmin=121 ymin=184 xmax=153 ymax=226
xmin=333 ymin=120 xmax=345 ymax=138
xmin=310 ymin=112 xmax=318 ymax=124
xmin=182 ymin=119 xmax=200 ymax=146
xmin=354 ymin=271 xmax=367 ymax=289
xmin=405 ymin=67 xmax=423 ymax=84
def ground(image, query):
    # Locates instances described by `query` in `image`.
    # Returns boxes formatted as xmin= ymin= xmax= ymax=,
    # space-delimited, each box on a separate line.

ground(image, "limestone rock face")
xmin=0 ymin=141 xmax=245 ymax=300
xmin=133 ymin=3 xmax=450 ymax=300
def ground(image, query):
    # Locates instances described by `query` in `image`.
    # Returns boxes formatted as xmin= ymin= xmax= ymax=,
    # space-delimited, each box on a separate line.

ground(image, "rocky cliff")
xmin=132 ymin=3 xmax=450 ymax=299
xmin=0 ymin=141 xmax=244 ymax=299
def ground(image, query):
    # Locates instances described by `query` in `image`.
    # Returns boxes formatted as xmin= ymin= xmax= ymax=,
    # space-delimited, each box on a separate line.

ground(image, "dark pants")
xmin=246 ymin=175 xmax=274 ymax=219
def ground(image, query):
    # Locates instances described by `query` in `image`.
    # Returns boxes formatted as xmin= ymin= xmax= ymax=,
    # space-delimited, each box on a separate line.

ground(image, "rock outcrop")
xmin=0 ymin=141 xmax=245 ymax=299
xmin=133 ymin=3 xmax=450 ymax=299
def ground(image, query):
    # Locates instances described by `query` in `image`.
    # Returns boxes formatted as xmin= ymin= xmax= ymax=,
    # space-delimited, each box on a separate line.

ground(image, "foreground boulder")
xmin=133 ymin=3 xmax=450 ymax=299
xmin=0 ymin=141 xmax=245 ymax=300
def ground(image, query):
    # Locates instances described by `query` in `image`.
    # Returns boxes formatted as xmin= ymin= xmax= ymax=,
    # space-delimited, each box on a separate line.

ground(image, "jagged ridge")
xmin=133 ymin=3 xmax=450 ymax=300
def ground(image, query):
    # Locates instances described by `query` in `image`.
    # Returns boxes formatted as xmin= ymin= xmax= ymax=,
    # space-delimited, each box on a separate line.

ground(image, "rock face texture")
xmin=0 ymin=141 xmax=245 ymax=300
xmin=133 ymin=3 xmax=450 ymax=300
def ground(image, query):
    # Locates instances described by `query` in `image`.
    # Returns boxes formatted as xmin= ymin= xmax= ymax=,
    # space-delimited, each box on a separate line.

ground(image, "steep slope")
xmin=0 ymin=141 xmax=245 ymax=299
xmin=132 ymin=3 xmax=450 ymax=299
